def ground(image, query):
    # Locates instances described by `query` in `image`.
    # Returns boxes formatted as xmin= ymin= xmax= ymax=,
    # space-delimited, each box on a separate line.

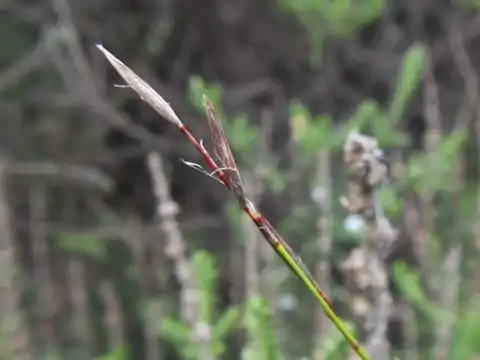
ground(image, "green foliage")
xmin=242 ymin=296 xmax=283 ymax=360
xmin=56 ymin=233 xmax=107 ymax=262
xmin=289 ymin=100 xmax=338 ymax=159
xmin=405 ymin=131 xmax=467 ymax=193
xmin=161 ymin=251 xmax=240 ymax=359
xmin=159 ymin=250 xmax=303 ymax=360
xmin=392 ymin=261 xmax=437 ymax=318
xmin=279 ymin=0 xmax=383 ymax=65
xmin=312 ymin=321 xmax=354 ymax=360
xmin=289 ymin=43 xmax=425 ymax=157
xmin=392 ymin=259 xmax=480 ymax=358
xmin=345 ymin=43 xmax=426 ymax=147
xmin=188 ymin=75 xmax=223 ymax=114
xmin=455 ymin=0 xmax=480 ymax=10
xmin=186 ymin=41 xmax=469 ymax=360
xmin=4 ymin=0 xmax=480 ymax=359
xmin=373 ymin=44 xmax=425 ymax=146
xmin=347 ymin=99 xmax=381 ymax=129
xmin=213 ymin=307 xmax=240 ymax=341
xmin=228 ymin=114 xmax=259 ymax=156
xmin=388 ymin=43 xmax=426 ymax=125
xmin=457 ymin=185 xmax=480 ymax=243
xmin=378 ymin=187 xmax=403 ymax=218
xmin=45 ymin=348 xmax=61 ymax=360
xmin=94 ymin=346 xmax=128 ymax=360
xmin=451 ymin=300 xmax=480 ymax=359
xmin=264 ymin=166 xmax=289 ymax=194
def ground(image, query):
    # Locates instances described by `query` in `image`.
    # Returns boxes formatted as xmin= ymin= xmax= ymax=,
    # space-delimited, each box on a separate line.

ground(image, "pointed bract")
xmin=203 ymin=96 xmax=246 ymax=202
xmin=96 ymin=44 xmax=182 ymax=127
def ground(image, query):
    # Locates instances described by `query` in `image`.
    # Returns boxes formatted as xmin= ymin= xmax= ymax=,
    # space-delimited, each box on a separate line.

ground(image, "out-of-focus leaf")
xmin=187 ymin=75 xmax=207 ymax=112
xmin=94 ymin=345 xmax=127 ymax=360
xmin=230 ymin=114 xmax=258 ymax=158
xmin=187 ymin=76 xmax=222 ymax=114
xmin=406 ymin=131 xmax=467 ymax=193
xmin=313 ymin=320 xmax=354 ymax=360
xmin=296 ymin=114 xmax=334 ymax=159
xmin=192 ymin=251 xmax=217 ymax=324
xmin=389 ymin=43 xmax=427 ymax=125
xmin=243 ymin=296 xmax=281 ymax=360
xmin=392 ymin=261 xmax=442 ymax=319
xmin=213 ymin=307 xmax=240 ymax=340
xmin=57 ymin=234 xmax=106 ymax=262
xmin=211 ymin=341 xmax=226 ymax=357
xmin=265 ymin=166 xmax=288 ymax=194
xmin=160 ymin=317 xmax=191 ymax=345
xmin=379 ymin=187 xmax=403 ymax=217
xmin=349 ymin=99 xmax=381 ymax=130
xmin=392 ymin=262 xmax=426 ymax=303
xmin=289 ymin=100 xmax=312 ymax=143
xmin=451 ymin=301 xmax=480 ymax=359
xmin=183 ymin=344 xmax=200 ymax=360
xmin=438 ymin=131 xmax=467 ymax=159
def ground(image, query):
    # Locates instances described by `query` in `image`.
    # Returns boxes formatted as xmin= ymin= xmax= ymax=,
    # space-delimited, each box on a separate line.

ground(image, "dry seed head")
xmin=344 ymin=132 xmax=388 ymax=187
xmin=96 ymin=44 xmax=182 ymax=127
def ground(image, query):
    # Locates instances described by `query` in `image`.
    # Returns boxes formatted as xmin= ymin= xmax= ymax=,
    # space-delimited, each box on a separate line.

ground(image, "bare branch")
xmin=341 ymin=132 xmax=395 ymax=360
xmin=434 ymin=247 xmax=462 ymax=360
xmin=146 ymin=152 xmax=215 ymax=360
xmin=6 ymin=161 xmax=112 ymax=191
xmin=0 ymin=158 xmax=32 ymax=360
xmin=312 ymin=148 xmax=334 ymax=357
xmin=68 ymin=258 xmax=90 ymax=356
xmin=414 ymin=55 xmax=442 ymax=297
xmin=99 ymin=281 xmax=124 ymax=351
xmin=0 ymin=37 xmax=47 ymax=94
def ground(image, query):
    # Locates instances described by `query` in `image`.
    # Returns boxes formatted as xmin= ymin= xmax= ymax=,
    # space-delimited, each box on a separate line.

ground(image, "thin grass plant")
xmin=96 ymin=44 xmax=369 ymax=360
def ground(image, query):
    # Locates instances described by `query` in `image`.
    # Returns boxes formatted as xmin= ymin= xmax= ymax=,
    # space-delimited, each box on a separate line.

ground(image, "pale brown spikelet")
xmin=95 ymin=44 xmax=182 ymax=127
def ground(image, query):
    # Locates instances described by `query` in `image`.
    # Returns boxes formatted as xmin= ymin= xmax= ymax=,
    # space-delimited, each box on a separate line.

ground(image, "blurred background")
xmin=1 ymin=0 xmax=480 ymax=359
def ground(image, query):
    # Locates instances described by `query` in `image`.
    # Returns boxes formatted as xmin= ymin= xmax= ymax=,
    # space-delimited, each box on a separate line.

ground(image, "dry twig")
xmin=147 ymin=152 xmax=214 ymax=360
xmin=340 ymin=133 xmax=395 ymax=360
xmin=99 ymin=281 xmax=124 ymax=351
xmin=0 ymin=158 xmax=32 ymax=360
xmin=312 ymin=148 xmax=333 ymax=359
xmin=434 ymin=246 xmax=462 ymax=360
xmin=28 ymin=185 xmax=53 ymax=355
xmin=68 ymin=258 xmax=90 ymax=357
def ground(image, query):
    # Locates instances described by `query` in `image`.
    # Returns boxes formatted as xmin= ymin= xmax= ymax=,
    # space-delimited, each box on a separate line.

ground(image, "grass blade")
xmin=96 ymin=44 xmax=369 ymax=360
